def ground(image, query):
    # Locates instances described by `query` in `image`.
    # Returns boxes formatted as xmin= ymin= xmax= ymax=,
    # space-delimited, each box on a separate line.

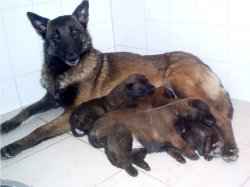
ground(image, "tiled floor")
xmin=1 ymin=99 xmax=250 ymax=187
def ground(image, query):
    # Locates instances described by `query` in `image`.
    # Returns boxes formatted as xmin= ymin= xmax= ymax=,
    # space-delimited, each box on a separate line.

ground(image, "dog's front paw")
xmin=1 ymin=144 xmax=22 ymax=159
xmin=222 ymin=141 xmax=239 ymax=162
xmin=1 ymin=120 xmax=21 ymax=134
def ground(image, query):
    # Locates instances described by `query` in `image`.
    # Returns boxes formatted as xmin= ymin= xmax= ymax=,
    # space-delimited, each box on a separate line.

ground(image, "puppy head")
xmin=151 ymin=86 xmax=177 ymax=107
xmin=187 ymin=99 xmax=216 ymax=127
xmin=123 ymin=74 xmax=156 ymax=100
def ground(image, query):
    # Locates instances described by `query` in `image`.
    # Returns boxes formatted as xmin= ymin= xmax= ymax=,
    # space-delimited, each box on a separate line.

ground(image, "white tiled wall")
xmin=0 ymin=0 xmax=114 ymax=115
xmin=1 ymin=0 xmax=250 ymax=115
xmin=111 ymin=0 xmax=250 ymax=102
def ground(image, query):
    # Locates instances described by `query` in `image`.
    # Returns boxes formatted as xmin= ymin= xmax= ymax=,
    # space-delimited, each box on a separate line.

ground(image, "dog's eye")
xmin=126 ymin=83 xmax=133 ymax=90
xmin=52 ymin=33 xmax=61 ymax=43
xmin=72 ymin=28 xmax=79 ymax=39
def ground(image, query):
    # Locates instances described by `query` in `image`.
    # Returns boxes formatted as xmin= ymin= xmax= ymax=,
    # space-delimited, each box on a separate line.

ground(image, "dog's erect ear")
xmin=27 ymin=12 xmax=49 ymax=39
xmin=72 ymin=0 xmax=89 ymax=29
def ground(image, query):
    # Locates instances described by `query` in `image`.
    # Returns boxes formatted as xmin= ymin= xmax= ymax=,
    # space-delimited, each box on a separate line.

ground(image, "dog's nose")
xmin=66 ymin=52 xmax=78 ymax=62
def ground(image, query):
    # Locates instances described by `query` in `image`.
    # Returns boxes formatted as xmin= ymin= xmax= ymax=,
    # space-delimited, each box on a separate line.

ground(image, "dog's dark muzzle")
xmin=66 ymin=52 xmax=79 ymax=66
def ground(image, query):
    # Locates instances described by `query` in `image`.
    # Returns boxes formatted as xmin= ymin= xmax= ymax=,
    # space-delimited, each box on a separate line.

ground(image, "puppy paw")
xmin=125 ymin=166 xmax=138 ymax=177
xmin=204 ymin=154 xmax=213 ymax=161
xmin=1 ymin=144 xmax=22 ymax=160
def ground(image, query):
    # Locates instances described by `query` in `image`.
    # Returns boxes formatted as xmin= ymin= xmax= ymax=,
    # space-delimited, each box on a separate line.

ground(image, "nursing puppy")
xmin=88 ymin=85 xmax=177 ymax=148
xmin=70 ymin=74 xmax=155 ymax=136
xmin=105 ymin=98 xmax=216 ymax=176
xmin=176 ymin=120 xmax=223 ymax=161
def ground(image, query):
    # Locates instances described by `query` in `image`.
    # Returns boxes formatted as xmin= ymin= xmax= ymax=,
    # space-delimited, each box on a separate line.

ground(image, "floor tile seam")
xmin=137 ymin=168 xmax=172 ymax=186
xmin=68 ymin=133 xmax=106 ymax=154
xmin=95 ymin=171 xmax=122 ymax=186
xmin=1 ymin=135 xmax=71 ymax=169
xmin=237 ymin=141 xmax=250 ymax=148
xmin=240 ymin=176 xmax=250 ymax=187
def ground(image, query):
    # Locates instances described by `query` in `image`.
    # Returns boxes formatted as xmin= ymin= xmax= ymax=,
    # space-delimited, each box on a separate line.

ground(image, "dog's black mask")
xmin=27 ymin=0 xmax=91 ymax=67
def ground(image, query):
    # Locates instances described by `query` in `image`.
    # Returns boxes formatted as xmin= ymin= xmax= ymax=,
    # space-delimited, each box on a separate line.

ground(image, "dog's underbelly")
xmin=132 ymin=135 xmax=165 ymax=153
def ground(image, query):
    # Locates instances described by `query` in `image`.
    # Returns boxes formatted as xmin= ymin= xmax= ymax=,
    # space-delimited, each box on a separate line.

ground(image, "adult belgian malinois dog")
xmin=0 ymin=0 xmax=238 ymax=162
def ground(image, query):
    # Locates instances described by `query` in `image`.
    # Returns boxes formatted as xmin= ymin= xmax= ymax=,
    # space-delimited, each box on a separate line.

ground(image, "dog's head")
xmin=27 ymin=0 xmax=91 ymax=66
xmin=123 ymin=74 xmax=156 ymax=100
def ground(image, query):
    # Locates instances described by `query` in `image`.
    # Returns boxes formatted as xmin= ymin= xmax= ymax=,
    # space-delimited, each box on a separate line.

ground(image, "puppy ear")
xmin=27 ymin=12 xmax=49 ymax=39
xmin=72 ymin=0 xmax=89 ymax=29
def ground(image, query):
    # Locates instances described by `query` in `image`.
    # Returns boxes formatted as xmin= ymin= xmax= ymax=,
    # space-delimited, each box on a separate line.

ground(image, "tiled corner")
xmin=15 ymin=71 xmax=46 ymax=107
xmin=1 ymin=80 xmax=20 ymax=114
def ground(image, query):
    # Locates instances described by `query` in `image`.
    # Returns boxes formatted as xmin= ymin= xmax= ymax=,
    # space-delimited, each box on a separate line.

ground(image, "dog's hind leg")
xmin=130 ymin=148 xmax=150 ymax=171
xmin=106 ymin=125 xmax=138 ymax=177
xmin=1 ymin=92 xmax=60 ymax=134
xmin=1 ymin=111 xmax=70 ymax=159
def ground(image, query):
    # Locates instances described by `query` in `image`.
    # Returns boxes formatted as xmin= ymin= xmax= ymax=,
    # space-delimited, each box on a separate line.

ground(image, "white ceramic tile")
xmin=229 ymin=27 xmax=250 ymax=66
xmin=147 ymin=50 xmax=163 ymax=55
xmin=123 ymin=0 xmax=145 ymax=19
xmin=9 ymin=39 xmax=42 ymax=77
xmin=1 ymin=79 xmax=20 ymax=114
xmin=89 ymin=0 xmax=112 ymax=26
xmin=1 ymin=137 xmax=120 ymax=187
xmin=125 ymin=19 xmax=147 ymax=49
xmin=102 ymin=47 xmax=115 ymax=53
xmin=2 ymin=6 xmax=37 ymax=44
xmin=115 ymin=45 xmax=148 ymax=55
xmin=33 ymin=0 xmax=62 ymax=20
xmin=0 ymin=12 xmax=6 ymax=46
xmin=145 ymin=0 xmax=169 ymax=21
xmin=146 ymin=20 xmax=170 ymax=52
xmin=110 ymin=0 xmax=125 ymax=18
xmin=142 ymin=144 xmax=250 ymax=187
xmin=241 ymin=177 xmax=250 ymax=187
xmin=37 ymin=107 xmax=64 ymax=122
xmin=16 ymin=71 xmax=46 ymax=107
xmin=229 ymin=0 xmax=250 ymax=27
xmin=232 ymin=99 xmax=250 ymax=146
xmin=61 ymin=0 xmax=82 ymax=15
xmin=99 ymin=171 xmax=169 ymax=187
xmin=112 ymin=18 xmax=126 ymax=45
xmin=170 ymin=23 xmax=197 ymax=54
xmin=228 ymin=64 xmax=250 ymax=102
xmin=203 ymin=59 xmax=228 ymax=90
xmin=197 ymin=25 xmax=227 ymax=61
xmin=32 ymin=0 xmax=58 ymax=4
xmin=1 ymin=45 xmax=14 ymax=81
xmin=0 ymin=0 xmax=32 ymax=10
xmin=89 ymin=21 xmax=114 ymax=51
xmin=196 ymin=0 xmax=228 ymax=25
xmin=169 ymin=0 xmax=195 ymax=23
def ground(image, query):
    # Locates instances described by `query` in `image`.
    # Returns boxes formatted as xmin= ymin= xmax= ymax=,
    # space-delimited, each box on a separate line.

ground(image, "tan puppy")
xmin=88 ymin=85 xmax=176 ymax=148
xmin=105 ymin=98 xmax=216 ymax=176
